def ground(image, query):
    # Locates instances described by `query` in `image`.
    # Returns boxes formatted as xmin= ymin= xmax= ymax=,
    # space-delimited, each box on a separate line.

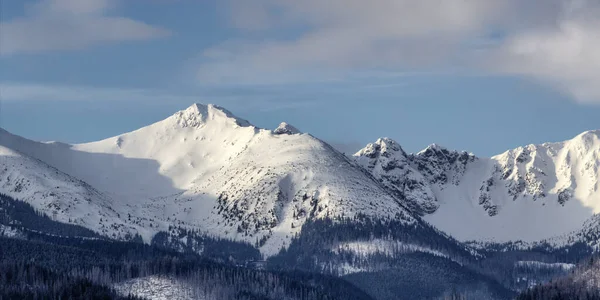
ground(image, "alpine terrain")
xmin=355 ymin=131 xmax=600 ymax=248
xmin=1 ymin=103 xmax=599 ymax=300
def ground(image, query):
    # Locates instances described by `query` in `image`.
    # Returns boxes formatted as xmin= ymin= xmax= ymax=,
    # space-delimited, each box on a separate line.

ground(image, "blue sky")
xmin=1 ymin=0 xmax=599 ymax=156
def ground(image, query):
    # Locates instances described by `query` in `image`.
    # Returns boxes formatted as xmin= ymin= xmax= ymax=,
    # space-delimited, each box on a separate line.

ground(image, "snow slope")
xmin=0 ymin=104 xmax=414 ymax=256
xmin=515 ymin=261 xmax=575 ymax=271
xmin=0 ymin=145 xmax=136 ymax=239
xmin=355 ymin=130 xmax=600 ymax=244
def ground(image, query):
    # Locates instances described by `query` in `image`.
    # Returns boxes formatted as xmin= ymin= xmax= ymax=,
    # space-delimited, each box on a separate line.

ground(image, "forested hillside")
xmin=0 ymin=194 xmax=374 ymax=300
xmin=268 ymin=216 xmax=514 ymax=300
xmin=517 ymin=254 xmax=600 ymax=300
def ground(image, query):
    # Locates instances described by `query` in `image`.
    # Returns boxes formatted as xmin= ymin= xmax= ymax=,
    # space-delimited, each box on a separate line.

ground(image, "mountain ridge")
xmin=0 ymin=103 xmax=599 ymax=255
xmin=0 ymin=103 xmax=417 ymax=256
xmin=355 ymin=128 xmax=600 ymax=245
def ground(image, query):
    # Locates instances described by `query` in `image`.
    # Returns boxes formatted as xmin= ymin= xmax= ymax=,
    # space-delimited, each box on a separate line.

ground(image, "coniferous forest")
xmin=0 ymin=194 xmax=373 ymax=300
xmin=0 ymin=235 xmax=374 ymax=300
xmin=515 ymin=254 xmax=600 ymax=300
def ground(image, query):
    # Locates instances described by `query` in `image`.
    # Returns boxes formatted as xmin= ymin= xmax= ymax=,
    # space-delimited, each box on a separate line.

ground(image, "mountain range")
xmin=1 ymin=103 xmax=599 ymax=299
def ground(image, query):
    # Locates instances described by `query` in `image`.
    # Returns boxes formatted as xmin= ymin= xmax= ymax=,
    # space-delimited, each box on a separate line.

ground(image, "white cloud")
xmin=199 ymin=0 xmax=600 ymax=103
xmin=0 ymin=0 xmax=170 ymax=55
xmin=199 ymin=0 xmax=504 ymax=84
xmin=488 ymin=7 xmax=600 ymax=103
xmin=0 ymin=82 xmax=321 ymax=112
xmin=0 ymin=83 xmax=180 ymax=102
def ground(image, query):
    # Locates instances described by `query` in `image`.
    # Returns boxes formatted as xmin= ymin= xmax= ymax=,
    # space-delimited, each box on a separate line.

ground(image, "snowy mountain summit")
xmin=0 ymin=103 xmax=414 ymax=255
xmin=273 ymin=122 xmax=301 ymax=135
xmin=172 ymin=103 xmax=253 ymax=129
xmin=0 ymin=103 xmax=599 ymax=254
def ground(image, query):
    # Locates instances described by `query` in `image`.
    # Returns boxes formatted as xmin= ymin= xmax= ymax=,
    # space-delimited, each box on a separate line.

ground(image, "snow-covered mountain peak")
xmin=170 ymin=103 xmax=252 ymax=129
xmin=376 ymin=137 xmax=406 ymax=156
xmin=354 ymin=137 xmax=437 ymax=215
xmin=572 ymin=129 xmax=600 ymax=150
xmin=416 ymin=143 xmax=456 ymax=158
xmin=273 ymin=122 xmax=301 ymax=135
xmin=577 ymin=129 xmax=600 ymax=138
xmin=0 ymin=104 xmax=419 ymax=255
xmin=354 ymin=137 xmax=407 ymax=159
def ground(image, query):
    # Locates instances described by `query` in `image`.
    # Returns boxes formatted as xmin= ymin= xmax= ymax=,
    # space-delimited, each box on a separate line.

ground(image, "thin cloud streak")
xmin=0 ymin=82 xmax=323 ymax=113
xmin=0 ymin=0 xmax=170 ymax=55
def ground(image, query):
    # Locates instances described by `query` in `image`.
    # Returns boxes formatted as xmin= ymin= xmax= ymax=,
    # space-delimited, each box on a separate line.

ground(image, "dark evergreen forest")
xmin=516 ymin=254 xmax=600 ymax=300
xmin=0 ymin=194 xmax=374 ymax=300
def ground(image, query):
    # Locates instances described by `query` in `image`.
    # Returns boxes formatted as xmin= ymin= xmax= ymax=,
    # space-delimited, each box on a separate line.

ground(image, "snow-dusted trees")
xmin=516 ymin=254 xmax=600 ymax=300
xmin=0 ymin=235 xmax=372 ymax=300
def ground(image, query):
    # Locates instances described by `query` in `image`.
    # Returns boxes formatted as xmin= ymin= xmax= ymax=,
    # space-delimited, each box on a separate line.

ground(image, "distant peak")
xmin=575 ymin=129 xmax=600 ymax=140
xmin=418 ymin=143 xmax=450 ymax=155
xmin=570 ymin=129 xmax=600 ymax=150
xmin=273 ymin=122 xmax=301 ymax=135
xmin=355 ymin=137 xmax=406 ymax=158
xmin=184 ymin=103 xmax=208 ymax=114
xmin=375 ymin=137 xmax=404 ymax=153
xmin=172 ymin=103 xmax=252 ymax=128
xmin=172 ymin=103 xmax=208 ymax=128
xmin=427 ymin=143 xmax=445 ymax=151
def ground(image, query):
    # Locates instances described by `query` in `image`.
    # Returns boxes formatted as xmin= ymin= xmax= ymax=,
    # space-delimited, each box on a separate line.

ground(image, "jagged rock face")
xmin=410 ymin=145 xmax=477 ymax=186
xmin=477 ymin=175 xmax=499 ymax=217
xmin=492 ymin=131 xmax=600 ymax=207
xmin=355 ymin=131 xmax=600 ymax=243
xmin=494 ymin=145 xmax=549 ymax=201
xmin=355 ymin=137 xmax=407 ymax=159
xmin=353 ymin=139 xmax=479 ymax=215
xmin=354 ymin=138 xmax=438 ymax=215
